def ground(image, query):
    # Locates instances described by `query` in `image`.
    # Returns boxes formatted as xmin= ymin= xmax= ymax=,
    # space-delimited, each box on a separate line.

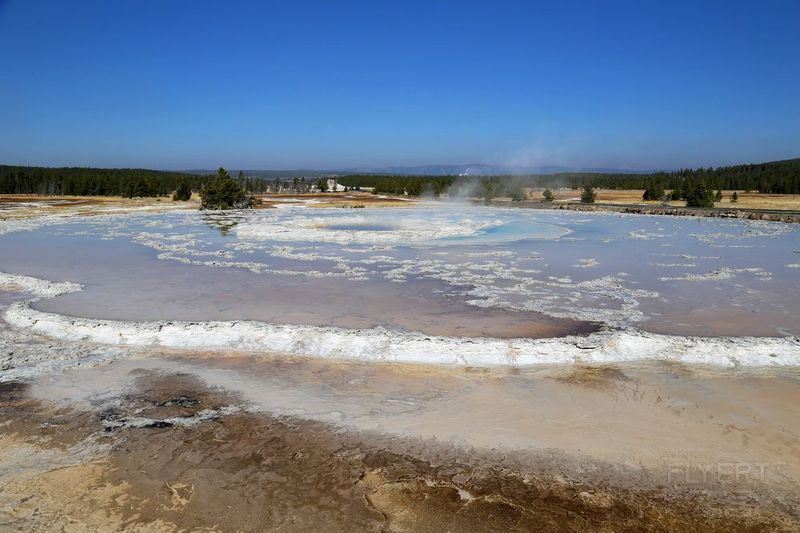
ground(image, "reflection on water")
xmin=0 ymin=204 xmax=798 ymax=337
xmin=202 ymin=212 xmax=242 ymax=236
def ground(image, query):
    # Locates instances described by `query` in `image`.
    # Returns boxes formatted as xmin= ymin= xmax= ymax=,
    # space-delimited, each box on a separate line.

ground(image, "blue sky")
xmin=1 ymin=0 xmax=798 ymax=170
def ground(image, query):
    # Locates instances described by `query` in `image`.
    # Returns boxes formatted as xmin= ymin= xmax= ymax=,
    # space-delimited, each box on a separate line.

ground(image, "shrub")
xmin=580 ymin=185 xmax=596 ymax=204
xmin=542 ymin=188 xmax=554 ymax=202
xmin=731 ymin=191 xmax=738 ymax=203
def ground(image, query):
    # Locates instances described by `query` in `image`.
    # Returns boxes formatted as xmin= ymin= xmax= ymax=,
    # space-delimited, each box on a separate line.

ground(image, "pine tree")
xmin=172 ymin=182 xmax=192 ymax=201
xmin=200 ymin=167 xmax=253 ymax=210
xmin=685 ymin=183 xmax=715 ymax=208
xmin=481 ymin=179 xmax=498 ymax=201
xmin=580 ymin=185 xmax=596 ymax=204
xmin=731 ymin=191 xmax=738 ymax=203
xmin=542 ymin=188 xmax=554 ymax=202
xmin=643 ymin=182 xmax=664 ymax=201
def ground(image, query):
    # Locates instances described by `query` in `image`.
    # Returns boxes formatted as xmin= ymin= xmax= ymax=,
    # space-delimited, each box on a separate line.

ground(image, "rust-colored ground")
xmin=1 ymin=371 xmax=798 ymax=532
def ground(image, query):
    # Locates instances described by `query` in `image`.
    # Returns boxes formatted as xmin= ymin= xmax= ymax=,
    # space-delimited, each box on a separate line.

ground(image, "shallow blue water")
xmin=1 ymin=205 xmax=798 ymax=337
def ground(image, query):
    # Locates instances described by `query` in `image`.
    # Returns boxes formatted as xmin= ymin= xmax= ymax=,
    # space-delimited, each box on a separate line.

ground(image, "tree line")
xmin=0 ymin=166 xmax=208 ymax=197
xmin=529 ymin=158 xmax=798 ymax=196
xmin=341 ymin=158 xmax=800 ymax=197
xmin=0 ymin=166 xmax=311 ymax=197
xmin=1 ymin=158 xmax=797 ymax=198
xmin=535 ymin=158 xmax=800 ymax=195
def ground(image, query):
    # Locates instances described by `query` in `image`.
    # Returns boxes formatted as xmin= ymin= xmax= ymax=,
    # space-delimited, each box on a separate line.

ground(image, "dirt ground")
xmin=2 ymin=369 xmax=798 ymax=532
xmin=255 ymin=191 xmax=416 ymax=209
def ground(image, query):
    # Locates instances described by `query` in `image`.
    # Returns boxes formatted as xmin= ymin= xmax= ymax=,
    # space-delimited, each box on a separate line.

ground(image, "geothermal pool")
xmin=1 ymin=204 xmax=799 ymax=368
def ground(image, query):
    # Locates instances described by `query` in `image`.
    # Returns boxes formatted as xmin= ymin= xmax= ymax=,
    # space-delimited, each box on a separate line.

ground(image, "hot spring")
xmin=1 ymin=203 xmax=799 ymax=370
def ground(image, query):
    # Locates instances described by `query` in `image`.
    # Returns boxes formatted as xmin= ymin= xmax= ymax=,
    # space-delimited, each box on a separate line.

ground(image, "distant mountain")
xmin=182 ymin=158 xmax=800 ymax=179
xmin=181 ymin=164 xmax=655 ymax=178
xmin=334 ymin=164 xmax=653 ymax=176
xmin=182 ymin=169 xmax=337 ymax=178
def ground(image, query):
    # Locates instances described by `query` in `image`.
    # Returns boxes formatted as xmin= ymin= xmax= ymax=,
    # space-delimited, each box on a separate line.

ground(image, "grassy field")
xmin=4 ymin=190 xmax=800 ymax=217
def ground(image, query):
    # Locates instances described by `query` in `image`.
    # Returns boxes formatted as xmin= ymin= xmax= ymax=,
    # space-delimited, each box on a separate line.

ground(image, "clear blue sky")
xmin=1 ymin=0 xmax=798 ymax=171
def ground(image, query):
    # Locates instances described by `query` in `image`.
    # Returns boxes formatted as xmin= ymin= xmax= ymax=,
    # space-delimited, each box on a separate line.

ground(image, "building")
xmin=326 ymin=178 xmax=347 ymax=192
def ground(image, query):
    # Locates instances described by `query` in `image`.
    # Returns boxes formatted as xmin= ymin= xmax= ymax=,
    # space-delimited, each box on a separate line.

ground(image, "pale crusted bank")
xmin=2 ymin=272 xmax=799 ymax=369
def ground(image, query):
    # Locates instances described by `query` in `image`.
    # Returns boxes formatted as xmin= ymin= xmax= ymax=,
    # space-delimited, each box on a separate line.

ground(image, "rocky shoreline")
xmin=556 ymin=202 xmax=800 ymax=223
